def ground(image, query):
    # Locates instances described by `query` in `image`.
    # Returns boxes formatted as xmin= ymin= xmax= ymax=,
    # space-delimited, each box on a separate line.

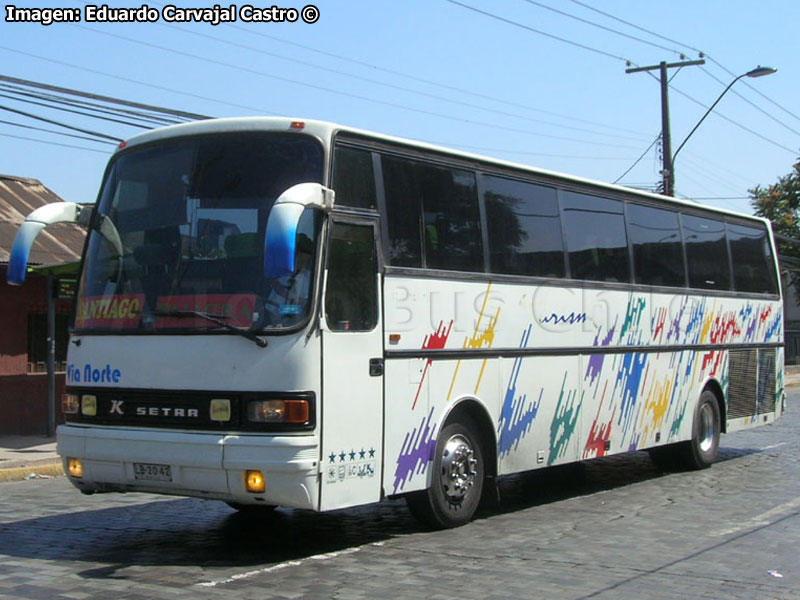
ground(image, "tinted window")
xmin=627 ymin=203 xmax=685 ymax=287
xmin=382 ymin=155 xmax=482 ymax=271
xmin=325 ymin=223 xmax=378 ymax=331
xmin=332 ymin=146 xmax=377 ymax=210
xmin=561 ymin=192 xmax=630 ymax=283
xmin=728 ymin=223 xmax=778 ymax=294
xmin=681 ymin=214 xmax=730 ymax=290
xmin=484 ymin=176 xmax=565 ymax=277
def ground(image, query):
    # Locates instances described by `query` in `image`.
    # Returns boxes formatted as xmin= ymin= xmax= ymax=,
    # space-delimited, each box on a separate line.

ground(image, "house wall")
xmin=1 ymin=269 xmax=72 ymax=435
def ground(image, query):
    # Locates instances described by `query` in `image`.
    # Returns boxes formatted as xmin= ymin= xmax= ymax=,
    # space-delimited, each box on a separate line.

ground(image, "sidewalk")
xmin=0 ymin=435 xmax=62 ymax=482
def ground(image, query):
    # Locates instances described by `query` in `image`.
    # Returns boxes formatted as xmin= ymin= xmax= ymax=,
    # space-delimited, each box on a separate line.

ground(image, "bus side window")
xmin=332 ymin=146 xmax=377 ymax=210
xmin=325 ymin=223 xmax=378 ymax=332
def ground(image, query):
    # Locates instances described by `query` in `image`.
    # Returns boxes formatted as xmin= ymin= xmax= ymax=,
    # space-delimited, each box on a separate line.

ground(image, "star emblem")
xmin=359 ymin=448 xmax=366 ymax=459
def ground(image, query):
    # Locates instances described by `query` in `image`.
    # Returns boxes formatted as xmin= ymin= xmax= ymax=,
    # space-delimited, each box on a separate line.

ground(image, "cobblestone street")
xmin=1 ymin=393 xmax=799 ymax=599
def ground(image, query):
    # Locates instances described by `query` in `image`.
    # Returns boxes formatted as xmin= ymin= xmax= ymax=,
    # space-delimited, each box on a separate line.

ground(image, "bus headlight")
xmin=209 ymin=399 xmax=232 ymax=422
xmin=247 ymin=399 xmax=309 ymax=424
xmin=81 ymin=395 xmax=97 ymax=416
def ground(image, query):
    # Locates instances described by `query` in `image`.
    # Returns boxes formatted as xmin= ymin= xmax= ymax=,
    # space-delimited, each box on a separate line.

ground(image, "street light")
xmin=668 ymin=65 xmax=777 ymax=196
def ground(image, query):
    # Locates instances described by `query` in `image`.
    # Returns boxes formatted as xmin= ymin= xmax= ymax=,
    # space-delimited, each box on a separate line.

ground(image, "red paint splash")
xmin=583 ymin=382 xmax=616 ymax=459
xmin=412 ymin=320 xmax=453 ymax=410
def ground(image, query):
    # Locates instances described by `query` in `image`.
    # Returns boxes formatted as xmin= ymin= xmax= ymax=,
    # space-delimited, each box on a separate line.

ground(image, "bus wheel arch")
xmin=406 ymin=398 xmax=496 ymax=528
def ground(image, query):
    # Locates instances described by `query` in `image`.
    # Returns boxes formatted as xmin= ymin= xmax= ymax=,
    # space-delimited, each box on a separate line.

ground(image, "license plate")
xmin=133 ymin=462 xmax=172 ymax=482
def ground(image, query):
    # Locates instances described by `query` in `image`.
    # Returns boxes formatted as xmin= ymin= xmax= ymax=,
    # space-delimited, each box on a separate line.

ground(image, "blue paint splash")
xmin=498 ymin=326 xmax=541 ymax=458
xmin=540 ymin=312 xmax=587 ymax=326
xmin=614 ymin=352 xmax=648 ymax=435
xmin=393 ymin=407 xmax=437 ymax=494
xmin=765 ymin=313 xmax=783 ymax=342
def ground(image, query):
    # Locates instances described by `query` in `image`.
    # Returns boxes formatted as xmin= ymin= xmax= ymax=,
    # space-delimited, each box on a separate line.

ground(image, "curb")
xmin=0 ymin=460 xmax=64 ymax=482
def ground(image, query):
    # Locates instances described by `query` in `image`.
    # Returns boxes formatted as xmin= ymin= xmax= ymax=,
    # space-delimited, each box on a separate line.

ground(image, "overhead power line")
xmin=73 ymin=24 xmax=643 ymax=150
xmin=443 ymin=0 xmax=632 ymax=63
xmin=0 ymin=74 xmax=209 ymax=121
xmin=520 ymin=0 xmax=686 ymax=58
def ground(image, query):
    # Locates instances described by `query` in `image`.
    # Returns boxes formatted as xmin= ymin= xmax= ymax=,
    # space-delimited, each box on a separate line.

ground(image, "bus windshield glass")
xmin=74 ymin=131 xmax=324 ymax=334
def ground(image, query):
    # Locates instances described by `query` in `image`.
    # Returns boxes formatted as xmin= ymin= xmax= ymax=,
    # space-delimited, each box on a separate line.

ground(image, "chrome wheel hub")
xmin=440 ymin=434 xmax=478 ymax=502
xmin=698 ymin=402 xmax=715 ymax=453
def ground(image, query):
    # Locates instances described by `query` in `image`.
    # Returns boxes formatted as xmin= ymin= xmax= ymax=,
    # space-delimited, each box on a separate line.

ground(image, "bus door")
xmin=319 ymin=217 xmax=384 ymax=510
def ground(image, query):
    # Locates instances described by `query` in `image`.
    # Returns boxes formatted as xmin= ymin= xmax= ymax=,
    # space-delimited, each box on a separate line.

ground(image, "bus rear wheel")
xmin=678 ymin=390 xmax=721 ymax=470
xmin=406 ymin=419 xmax=484 ymax=529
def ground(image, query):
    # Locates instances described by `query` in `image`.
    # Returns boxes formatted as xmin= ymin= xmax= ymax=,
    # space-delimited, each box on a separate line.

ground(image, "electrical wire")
xmin=158 ymin=22 xmax=649 ymax=143
xmin=698 ymin=67 xmax=800 ymax=138
xmin=0 ymin=82 xmax=182 ymax=127
xmin=0 ymin=103 xmax=122 ymax=142
xmin=0 ymin=118 xmax=117 ymax=145
xmin=519 ymin=0 xmax=685 ymax=58
xmin=443 ymin=0 xmax=632 ymax=63
xmin=72 ymin=24 xmax=644 ymax=150
xmin=0 ymin=91 xmax=157 ymax=130
xmin=0 ymin=131 xmax=112 ymax=154
xmin=614 ymin=134 xmax=660 ymax=183
xmin=0 ymin=46 xmax=277 ymax=116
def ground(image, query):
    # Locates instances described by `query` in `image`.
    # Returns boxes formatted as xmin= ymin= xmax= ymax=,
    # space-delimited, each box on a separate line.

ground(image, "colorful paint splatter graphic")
xmin=412 ymin=320 xmax=453 ymax=410
xmin=497 ymin=326 xmax=541 ymax=458
xmin=548 ymin=373 xmax=581 ymax=465
xmin=393 ymin=407 xmax=437 ymax=494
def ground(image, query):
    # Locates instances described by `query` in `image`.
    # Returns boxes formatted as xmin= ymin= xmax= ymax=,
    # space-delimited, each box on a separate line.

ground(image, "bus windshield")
xmin=74 ymin=131 xmax=324 ymax=335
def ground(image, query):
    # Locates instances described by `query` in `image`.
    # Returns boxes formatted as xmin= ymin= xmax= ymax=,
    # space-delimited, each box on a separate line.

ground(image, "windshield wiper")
xmin=151 ymin=309 xmax=267 ymax=348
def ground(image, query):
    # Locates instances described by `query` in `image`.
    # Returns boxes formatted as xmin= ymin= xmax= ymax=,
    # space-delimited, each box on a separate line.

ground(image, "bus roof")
xmin=120 ymin=116 xmax=768 ymax=226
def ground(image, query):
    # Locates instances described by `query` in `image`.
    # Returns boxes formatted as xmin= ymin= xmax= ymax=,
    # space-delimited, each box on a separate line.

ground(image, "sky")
xmin=1 ymin=0 xmax=799 ymax=216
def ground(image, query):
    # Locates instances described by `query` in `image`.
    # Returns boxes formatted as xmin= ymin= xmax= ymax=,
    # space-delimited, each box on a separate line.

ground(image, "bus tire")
xmin=406 ymin=418 xmax=484 ymax=529
xmin=679 ymin=390 xmax=721 ymax=470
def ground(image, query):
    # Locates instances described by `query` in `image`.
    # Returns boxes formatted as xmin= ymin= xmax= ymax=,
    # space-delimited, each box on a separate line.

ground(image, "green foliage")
xmin=750 ymin=158 xmax=800 ymax=260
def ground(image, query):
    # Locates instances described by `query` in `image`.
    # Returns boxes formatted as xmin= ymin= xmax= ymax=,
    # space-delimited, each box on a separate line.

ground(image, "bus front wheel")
xmin=406 ymin=418 xmax=484 ymax=529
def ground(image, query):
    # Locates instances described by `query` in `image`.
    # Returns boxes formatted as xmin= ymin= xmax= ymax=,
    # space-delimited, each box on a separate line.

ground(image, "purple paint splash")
xmin=393 ymin=407 xmax=437 ymax=494
xmin=585 ymin=322 xmax=616 ymax=386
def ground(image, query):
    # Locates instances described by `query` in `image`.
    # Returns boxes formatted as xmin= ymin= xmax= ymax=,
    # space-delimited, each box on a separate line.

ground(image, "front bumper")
xmin=57 ymin=424 xmax=320 ymax=510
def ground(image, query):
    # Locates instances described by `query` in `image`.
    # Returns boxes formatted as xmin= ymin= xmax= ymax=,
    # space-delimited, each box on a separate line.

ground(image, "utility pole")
xmin=626 ymin=58 xmax=705 ymax=196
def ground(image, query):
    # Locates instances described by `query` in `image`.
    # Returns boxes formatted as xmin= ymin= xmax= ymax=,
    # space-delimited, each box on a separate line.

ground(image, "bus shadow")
xmin=486 ymin=445 xmax=762 ymax=518
xmin=0 ymin=446 xmax=763 ymax=575
xmin=0 ymin=495 xmax=416 ymax=575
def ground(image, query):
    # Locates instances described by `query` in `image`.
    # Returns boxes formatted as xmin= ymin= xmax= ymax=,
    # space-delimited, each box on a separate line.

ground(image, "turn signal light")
xmin=62 ymin=394 xmax=79 ymax=414
xmin=67 ymin=458 xmax=83 ymax=479
xmin=245 ymin=470 xmax=265 ymax=493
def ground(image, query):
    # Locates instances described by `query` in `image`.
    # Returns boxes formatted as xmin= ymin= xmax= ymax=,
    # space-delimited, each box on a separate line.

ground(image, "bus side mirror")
xmin=264 ymin=183 xmax=334 ymax=279
xmin=7 ymin=202 xmax=89 ymax=285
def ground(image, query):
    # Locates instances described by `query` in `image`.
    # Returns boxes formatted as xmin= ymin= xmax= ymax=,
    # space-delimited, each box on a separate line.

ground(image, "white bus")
xmin=8 ymin=118 xmax=784 ymax=528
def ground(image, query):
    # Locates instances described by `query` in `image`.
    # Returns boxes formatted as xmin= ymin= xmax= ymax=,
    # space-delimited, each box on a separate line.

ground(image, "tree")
xmin=750 ymin=158 xmax=800 ymax=301
xmin=750 ymin=158 xmax=800 ymax=259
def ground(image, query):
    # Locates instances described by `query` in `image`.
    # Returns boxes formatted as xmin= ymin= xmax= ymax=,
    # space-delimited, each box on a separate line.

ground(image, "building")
xmin=0 ymin=175 xmax=85 ymax=435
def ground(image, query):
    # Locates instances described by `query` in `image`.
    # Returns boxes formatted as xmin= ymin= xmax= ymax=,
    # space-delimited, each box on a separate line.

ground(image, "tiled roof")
xmin=0 ymin=174 xmax=85 ymax=265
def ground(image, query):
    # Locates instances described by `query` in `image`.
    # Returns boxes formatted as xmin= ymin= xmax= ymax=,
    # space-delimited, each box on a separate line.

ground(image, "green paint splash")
xmin=548 ymin=373 xmax=582 ymax=465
